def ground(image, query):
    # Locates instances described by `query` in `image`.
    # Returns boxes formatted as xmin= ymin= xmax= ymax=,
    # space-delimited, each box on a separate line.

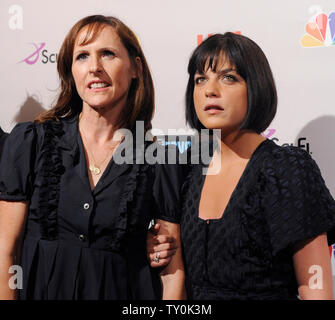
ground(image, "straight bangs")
xmin=192 ymin=48 xmax=227 ymax=75
xmin=188 ymin=35 xmax=247 ymax=82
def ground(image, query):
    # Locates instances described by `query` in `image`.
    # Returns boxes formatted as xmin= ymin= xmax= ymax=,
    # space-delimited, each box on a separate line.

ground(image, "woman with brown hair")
xmin=0 ymin=15 xmax=185 ymax=300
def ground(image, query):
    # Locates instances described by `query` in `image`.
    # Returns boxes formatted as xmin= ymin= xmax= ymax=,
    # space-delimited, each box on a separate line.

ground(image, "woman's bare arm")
xmin=0 ymin=201 xmax=28 ymax=299
xmin=155 ymin=219 xmax=186 ymax=300
xmin=293 ymin=233 xmax=333 ymax=300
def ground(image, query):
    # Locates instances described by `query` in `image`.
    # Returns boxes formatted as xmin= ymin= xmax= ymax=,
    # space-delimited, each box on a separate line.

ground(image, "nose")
xmin=205 ymin=79 xmax=220 ymax=98
xmin=89 ymin=55 xmax=103 ymax=74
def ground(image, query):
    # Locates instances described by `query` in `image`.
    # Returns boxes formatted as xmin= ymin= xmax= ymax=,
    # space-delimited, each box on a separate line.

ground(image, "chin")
xmin=199 ymin=118 xmax=226 ymax=130
xmin=85 ymin=100 xmax=112 ymax=109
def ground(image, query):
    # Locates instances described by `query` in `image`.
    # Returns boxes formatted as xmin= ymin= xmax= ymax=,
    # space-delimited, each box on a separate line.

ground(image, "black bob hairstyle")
xmin=185 ymin=32 xmax=277 ymax=133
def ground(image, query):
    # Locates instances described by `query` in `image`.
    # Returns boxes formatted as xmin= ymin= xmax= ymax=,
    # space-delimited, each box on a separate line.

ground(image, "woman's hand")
xmin=147 ymin=223 xmax=178 ymax=268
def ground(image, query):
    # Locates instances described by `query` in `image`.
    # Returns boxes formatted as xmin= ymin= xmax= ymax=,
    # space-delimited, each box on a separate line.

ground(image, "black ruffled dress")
xmin=181 ymin=139 xmax=335 ymax=300
xmin=0 ymin=116 xmax=186 ymax=300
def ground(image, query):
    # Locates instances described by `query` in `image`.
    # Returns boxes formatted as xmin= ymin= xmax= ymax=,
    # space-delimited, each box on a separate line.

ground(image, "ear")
xmin=132 ymin=56 xmax=142 ymax=79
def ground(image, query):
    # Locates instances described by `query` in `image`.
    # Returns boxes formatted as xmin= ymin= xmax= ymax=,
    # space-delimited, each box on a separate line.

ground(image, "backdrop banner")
xmin=1 ymin=0 xmax=335 ymax=297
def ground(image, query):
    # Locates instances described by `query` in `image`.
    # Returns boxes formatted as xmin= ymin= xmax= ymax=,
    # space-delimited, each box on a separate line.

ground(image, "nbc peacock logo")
xmin=301 ymin=11 xmax=335 ymax=47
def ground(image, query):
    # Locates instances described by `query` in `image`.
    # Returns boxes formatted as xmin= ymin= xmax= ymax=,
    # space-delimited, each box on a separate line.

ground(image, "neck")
xmin=215 ymin=129 xmax=265 ymax=161
xmin=79 ymin=103 xmax=123 ymax=144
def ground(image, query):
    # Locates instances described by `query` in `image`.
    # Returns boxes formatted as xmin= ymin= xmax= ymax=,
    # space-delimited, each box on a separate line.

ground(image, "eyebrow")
xmin=217 ymin=68 xmax=237 ymax=75
xmin=73 ymin=49 xmax=87 ymax=56
xmin=195 ymin=68 xmax=237 ymax=76
xmin=73 ymin=47 xmax=117 ymax=56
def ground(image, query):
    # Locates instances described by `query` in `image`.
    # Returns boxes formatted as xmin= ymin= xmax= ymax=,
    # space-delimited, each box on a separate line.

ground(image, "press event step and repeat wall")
xmin=1 ymin=0 xmax=335 ymax=294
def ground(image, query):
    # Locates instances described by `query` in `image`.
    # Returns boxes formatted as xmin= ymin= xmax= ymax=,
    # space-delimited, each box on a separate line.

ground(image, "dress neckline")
xmin=197 ymin=139 xmax=271 ymax=223
xmin=77 ymin=127 xmax=117 ymax=193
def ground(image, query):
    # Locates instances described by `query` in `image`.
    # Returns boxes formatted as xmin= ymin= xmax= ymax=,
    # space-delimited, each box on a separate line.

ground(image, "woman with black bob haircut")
xmin=148 ymin=32 xmax=335 ymax=300
xmin=185 ymin=32 xmax=277 ymax=133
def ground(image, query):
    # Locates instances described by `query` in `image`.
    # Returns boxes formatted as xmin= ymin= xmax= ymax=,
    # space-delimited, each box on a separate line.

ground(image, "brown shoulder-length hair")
xmin=35 ymin=15 xmax=154 ymax=132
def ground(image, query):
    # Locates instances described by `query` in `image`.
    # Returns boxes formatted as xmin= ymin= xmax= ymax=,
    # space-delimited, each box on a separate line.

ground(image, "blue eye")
xmin=102 ymin=50 xmax=115 ymax=58
xmin=76 ymin=53 xmax=87 ymax=61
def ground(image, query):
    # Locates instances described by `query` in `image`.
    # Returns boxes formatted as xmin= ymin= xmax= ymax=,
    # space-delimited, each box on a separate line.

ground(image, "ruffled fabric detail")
xmin=109 ymin=164 xmax=141 ymax=251
xmin=38 ymin=120 xmax=65 ymax=240
xmin=110 ymin=140 xmax=151 ymax=251
xmin=108 ymin=155 xmax=161 ymax=299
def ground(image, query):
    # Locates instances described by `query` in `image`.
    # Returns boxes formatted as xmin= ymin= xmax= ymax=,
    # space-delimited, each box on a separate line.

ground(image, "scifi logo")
xmin=19 ymin=42 xmax=58 ymax=65
xmin=262 ymin=129 xmax=276 ymax=139
xmin=262 ymin=129 xmax=312 ymax=154
xmin=19 ymin=42 xmax=45 ymax=65
xmin=301 ymin=11 xmax=335 ymax=47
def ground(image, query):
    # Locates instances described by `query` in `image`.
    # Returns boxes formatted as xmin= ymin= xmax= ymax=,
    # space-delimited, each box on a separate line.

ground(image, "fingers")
xmin=152 ymin=242 xmax=178 ymax=252
xmin=147 ymin=235 xmax=178 ymax=258
xmin=146 ymin=222 xmax=178 ymax=268
xmin=148 ymin=248 xmax=177 ymax=261
xmin=149 ymin=249 xmax=176 ymax=268
xmin=152 ymin=234 xmax=177 ymax=246
xmin=147 ymin=233 xmax=177 ymax=251
xmin=148 ymin=247 xmax=177 ymax=268
xmin=150 ymin=257 xmax=171 ymax=268
xmin=153 ymin=223 xmax=160 ymax=233
xmin=149 ymin=223 xmax=160 ymax=235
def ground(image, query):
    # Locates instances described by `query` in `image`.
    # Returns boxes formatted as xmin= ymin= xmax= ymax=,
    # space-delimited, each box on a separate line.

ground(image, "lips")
xmin=87 ymin=80 xmax=111 ymax=89
xmin=204 ymin=105 xmax=224 ymax=111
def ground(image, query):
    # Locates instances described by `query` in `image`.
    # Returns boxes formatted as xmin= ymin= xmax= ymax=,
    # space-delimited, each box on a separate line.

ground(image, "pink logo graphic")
xmin=20 ymin=42 xmax=46 ymax=65
xmin=301 ymin=12 xmax=335 ymax=47
xmin=261 ymin=129 xmax=276 ymax=139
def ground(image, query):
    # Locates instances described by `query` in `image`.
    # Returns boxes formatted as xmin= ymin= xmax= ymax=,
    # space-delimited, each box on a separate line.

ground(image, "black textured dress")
xmin=180 ymin=139 xmax=335 ymax=300
xmin=0 ymin=116 xmax=185 ymax=300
